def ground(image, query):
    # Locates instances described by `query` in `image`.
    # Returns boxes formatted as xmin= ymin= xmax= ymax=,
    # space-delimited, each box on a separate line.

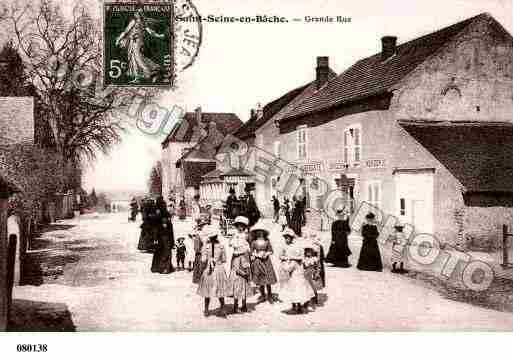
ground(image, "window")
xmin=297 ymin=125 xmax=307 ymax=160
xmin=273 ymin=141 xmax=281 ymax=158
xmin=400 ymin=198 xmax=406 ymax=216
xmin=367 ymin=181 xmax=381 ymax=210
xmin=343 ymin=124 xmax=362 ymax=167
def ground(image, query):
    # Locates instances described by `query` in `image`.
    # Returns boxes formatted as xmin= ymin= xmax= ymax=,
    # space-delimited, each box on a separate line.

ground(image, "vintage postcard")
xmin=1 ymin=0 xmax=513 ymax=356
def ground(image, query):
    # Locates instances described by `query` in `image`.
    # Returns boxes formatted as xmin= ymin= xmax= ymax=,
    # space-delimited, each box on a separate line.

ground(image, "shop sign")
xmin=366 ymin=159 xmax=386 ymax=169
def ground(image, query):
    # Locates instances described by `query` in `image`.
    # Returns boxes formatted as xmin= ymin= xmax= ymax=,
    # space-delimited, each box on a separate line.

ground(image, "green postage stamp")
xmin=103 ymin=2 xmax=174 ymax=87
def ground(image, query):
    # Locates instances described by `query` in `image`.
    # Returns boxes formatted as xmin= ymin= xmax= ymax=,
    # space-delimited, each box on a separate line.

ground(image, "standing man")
xmin=129 ymin=197 xmax=139 ymax=221
xmin=290 ymin=196 xmax=302 ymax=237
xmin=226 ymin=187 xmax=237 ymax=220
xmin=191 ymin=194 xmax=201 ymax=224
xmin=245 ymin=186 xmax=260 ymax=228
xmin=272 ymin=195 xmax=280 ymax=223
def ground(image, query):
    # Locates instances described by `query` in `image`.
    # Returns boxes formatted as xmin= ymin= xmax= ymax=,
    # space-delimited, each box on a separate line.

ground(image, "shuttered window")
xmin=297 ymin=125 xmax=307 ymax=160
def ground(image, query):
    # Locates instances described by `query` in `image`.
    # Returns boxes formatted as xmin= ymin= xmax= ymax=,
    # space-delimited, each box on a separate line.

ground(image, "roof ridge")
xmin=272 ymin=68 xmax=337 ymax=123
xmin=356 ymin=13 xmax=488 ymax=65
xmin=279 ymin=13 xmax=492 ymax=122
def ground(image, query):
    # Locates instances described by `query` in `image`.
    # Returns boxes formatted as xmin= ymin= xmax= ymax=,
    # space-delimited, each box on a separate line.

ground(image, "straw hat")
xmin=282 ymin=227 xmax=296 ymax=238
xmin=203 ymin=225 xmax=219 ymax=238
xmin=249 ymin=220 xmax=269 ymax=235
xmin=233 ymin=216 xmax=249 ymax=227
xmin=365 ymin=212 xmax=376 ymax=220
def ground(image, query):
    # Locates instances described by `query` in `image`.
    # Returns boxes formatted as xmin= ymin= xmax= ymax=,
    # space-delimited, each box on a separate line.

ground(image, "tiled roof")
xmin=162 ymin=112 xmax=242 ymax=147
xmin=281 ymin=13 xmax=499 ymax=122
xmin=235 ymin=69 xmax=337 ymax=140
xmin=202 ymin=168 xmax=223 ymax=179
xmin=234 ymin=85 xmax=309 ymax=140
xmin=399 ymin=120 xmax=513 ymax=194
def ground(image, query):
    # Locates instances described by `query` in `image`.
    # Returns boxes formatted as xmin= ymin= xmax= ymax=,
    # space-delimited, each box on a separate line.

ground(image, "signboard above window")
xmin=366 ymin=159 xmax=386 ymax=169
xmin=287 ymin=161 xmax=323 ymax=175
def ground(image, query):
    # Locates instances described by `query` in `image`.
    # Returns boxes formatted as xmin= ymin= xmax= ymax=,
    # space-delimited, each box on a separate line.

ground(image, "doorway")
xmin=394 ymin=170 xmax=434 ymax=234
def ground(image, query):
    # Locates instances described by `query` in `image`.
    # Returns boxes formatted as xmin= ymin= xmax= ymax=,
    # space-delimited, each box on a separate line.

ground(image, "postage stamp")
xmin=103 ymin=2 xmax=174 ymax=87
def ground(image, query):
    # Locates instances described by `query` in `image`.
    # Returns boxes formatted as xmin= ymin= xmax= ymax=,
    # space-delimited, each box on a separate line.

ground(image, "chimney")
xmin=316 ymin=56 xmax=329 ymax=89
xmin=381 ymin=36 xmax=397 ymax=60
xmin=194 ymin=106 xmax=202 ymax=123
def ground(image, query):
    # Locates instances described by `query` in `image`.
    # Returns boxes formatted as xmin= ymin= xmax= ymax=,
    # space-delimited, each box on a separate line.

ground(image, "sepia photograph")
xmin=1 ymin=0 xmax=513 ymax=356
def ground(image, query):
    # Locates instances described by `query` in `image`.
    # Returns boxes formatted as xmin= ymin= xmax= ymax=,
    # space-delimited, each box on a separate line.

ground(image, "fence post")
xmin=503 ymin=224 xmax=509 ymax=267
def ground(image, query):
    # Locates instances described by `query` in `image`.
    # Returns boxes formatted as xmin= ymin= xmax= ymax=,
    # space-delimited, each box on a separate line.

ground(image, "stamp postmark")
xmin=103 ymin=2 xmax=174 ymax=87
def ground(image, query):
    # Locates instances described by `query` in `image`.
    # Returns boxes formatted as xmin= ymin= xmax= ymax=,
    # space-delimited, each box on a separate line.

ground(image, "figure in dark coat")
xmin=178 ymin=198 xmax=187 ymax=220
xmin=301 ymin=195 xmax=307 ymax=226
xmin=226 ymin=189 xmax=237 ymax=219
xmin=284 ymin=198 xmax=291 ymax=226
xmin=151 ymin=197 xmax=175 ymax=274
xmin=138 ymin=198 xmax=157 ymax=251
xmin=357 ymin=213 xmax=383 ymax=272
xmin=272 ymin=196 xmax=280 ymax=223
xmin=326 ymin=209 xmax=352 ymax=267
xmin=245 ymin=192 xmax=261 ymax=228
xmin=290 ymin=196 xmax=303 ymax=237
xmin=129 ymin=197 xmax=139 ymax=221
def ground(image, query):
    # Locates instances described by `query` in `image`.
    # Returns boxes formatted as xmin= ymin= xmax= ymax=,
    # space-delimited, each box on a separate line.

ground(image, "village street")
xmin=10 ymin=212 xmax=513 ymax=331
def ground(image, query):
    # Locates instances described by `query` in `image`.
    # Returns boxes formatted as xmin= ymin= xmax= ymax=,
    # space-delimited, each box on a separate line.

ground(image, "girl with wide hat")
xmin=227 ymin=216 xmax=252 ymax=313
xmin=280 ymin=245 xmax=314 ymax=314
xmin=278 ymin=228 xmax=297 ymax=287
xmin=390 ymin=221 xmax=408 ymax=274
xmin=303 ymin=232 xmax=326 ymax=307
xmin=250 ymin=220 xmax=278 ymax=303
xmin=191 ymin=218 xmax=207 ymax=284
xmin=356 ymin=212 xmax=383 ymax=272
xmin=197 ymin=226 xmax=229 ymax=317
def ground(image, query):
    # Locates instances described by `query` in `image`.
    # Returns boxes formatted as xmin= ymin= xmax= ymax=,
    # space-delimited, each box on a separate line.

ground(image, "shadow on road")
xmin=408 ymin=270 xmax=513 ymax=313
xmin=8 ymin=299 xmax=76 ymax=332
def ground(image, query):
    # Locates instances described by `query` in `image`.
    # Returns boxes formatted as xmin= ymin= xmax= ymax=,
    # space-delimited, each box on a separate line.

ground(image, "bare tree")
xmin=0 ymin=0 xmax=153 ymax=164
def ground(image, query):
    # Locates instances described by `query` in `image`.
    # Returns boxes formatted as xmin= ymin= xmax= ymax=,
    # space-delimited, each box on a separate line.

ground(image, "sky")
xmin=32 ymin=0 xmax=513 ymax=193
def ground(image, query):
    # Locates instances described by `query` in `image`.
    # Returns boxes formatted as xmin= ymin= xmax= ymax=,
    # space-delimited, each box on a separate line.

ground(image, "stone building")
xmin=161 ymin=107 xmax=241 ymax=202
xmin=274 ymin=13 xmax=513 ymax=247
xmin=233 ymin=57 xmax=336 ymax=216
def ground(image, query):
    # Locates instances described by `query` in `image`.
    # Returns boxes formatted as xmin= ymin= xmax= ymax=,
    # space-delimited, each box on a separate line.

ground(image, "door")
xmin=394 ymin=171 xmax=434 ymax=234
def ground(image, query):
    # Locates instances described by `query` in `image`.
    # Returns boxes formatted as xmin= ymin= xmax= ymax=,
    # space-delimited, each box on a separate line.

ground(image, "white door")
xmin=394 ymin=172 xmax=434 ymax=234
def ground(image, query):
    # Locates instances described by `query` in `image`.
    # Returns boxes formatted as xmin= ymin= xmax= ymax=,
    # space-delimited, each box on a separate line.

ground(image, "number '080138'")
xmin=16 ymin=344 xmax=48 ymax=352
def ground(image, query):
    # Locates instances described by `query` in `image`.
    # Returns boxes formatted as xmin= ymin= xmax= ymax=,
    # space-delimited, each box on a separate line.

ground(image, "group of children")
xmin=183 ymin=211 xmax=409 ymax=318
xmin=187 ymin=215 xmax=326 ymax=317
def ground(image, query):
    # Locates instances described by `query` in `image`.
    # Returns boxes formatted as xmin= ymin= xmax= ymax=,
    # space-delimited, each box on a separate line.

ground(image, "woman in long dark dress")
xmin=246 ymin=191 xmax=261 ymax=228
xmin=138 ymin=198 xmax=157 ymax=251
xmin=357 ymin=212 xmax=383 ymax=272
xmin=290 ymin=196 xmax=303 ymax=237
xmin=151 ymin=197 xmax=175 ymax=274
xmin=326 ymin=209 xmax=352 ymax=267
